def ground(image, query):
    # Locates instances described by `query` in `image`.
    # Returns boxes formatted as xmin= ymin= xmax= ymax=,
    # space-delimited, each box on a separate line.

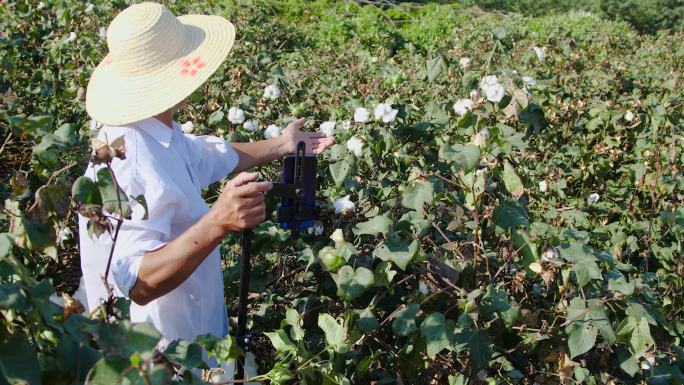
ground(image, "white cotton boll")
xmin=181 ymin=121 xmax=194 ymax=134
xmin=243 ymin=119 xmax=259 ymax=132
xmin=66 ymin=32 xmax=77 ymax=42
xmin=58 ymin=227 xmax=72 ymax=247
xmin=459 ymin=57 xmax=471 ymax=69
xmin=333 ymin=196 xmax=355 ymax=214
xmin=354 ymin=107 xmax=370 ymax=123
xmin=319 ymin=121 xmax=335 ymax=137
xmin=483 ymin=83 xmax=505 ymax=103
xmin=346 ymin=136 xmax=364 ymax=157
xmin=533 ymin=46 xmax=545 ymax=61
xmin=227 ymin=107 xmax=245 ymax=124
xmin=539 ymin=180 xmax=548 ymax=192
xmin=481 ymin=75 xmax=500 ymax=87
xmin=374 ymin=102 xmax=398 ymax=123
xmin=541 ymin=248 xmax=558 ymax=262
xmin=453 ymin=99 xmax=474 ymax=116
xmin=522 ymin=76 xmax=537 ymax=88
xmin=342 ymin=120 xmax=352 ymax=130
xmin=419 ymin=281 xmax=429 ymax=295
xmin=264 ymin=124 xmax=282 ymax=139
xmin=475 ymin=168 xmax=487 ymax=178
xmin=587 ymin=193 xmax=600 ymax=206
xmin=263 ymin=84 xmax=281 ymax=100
xmin=311 ymin=224 xmax=324 ymax=236
xmin=37 ymin=2 xmax=46 ymax=10
xmin=268 ymin=226 xmax=279 ymax=236
xmin=98 ymin=27 xmax=107 ymax=40
xmin=85 ymin=3 xmax=94 ymax=13
xmin=624 ymin=110 xmax=634 ymax=122
xmin=370 ymin=57 xmax=379 ymax=63
xmin=470 ymin=89 xmax=480 ymax=100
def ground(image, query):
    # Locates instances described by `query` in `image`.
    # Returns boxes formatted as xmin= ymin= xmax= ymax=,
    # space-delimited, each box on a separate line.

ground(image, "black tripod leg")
xmin=235 ymin=229 xmax=252 ymax=380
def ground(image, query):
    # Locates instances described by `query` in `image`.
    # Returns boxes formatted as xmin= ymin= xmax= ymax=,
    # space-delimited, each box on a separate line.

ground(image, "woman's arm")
xmin=129 ymin=173 xmax=271 ymax=305
xmin=230 ymin=118 xmax=335 ymax=173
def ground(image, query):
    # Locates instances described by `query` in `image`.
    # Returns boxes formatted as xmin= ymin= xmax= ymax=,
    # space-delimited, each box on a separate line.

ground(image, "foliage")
xmin=1 ymin=0 xmax=683 ymax=384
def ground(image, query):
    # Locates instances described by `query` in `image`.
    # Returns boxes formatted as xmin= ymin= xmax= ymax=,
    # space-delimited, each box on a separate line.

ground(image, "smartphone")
xmin=278 ymin=154 xmax=317 ymax=229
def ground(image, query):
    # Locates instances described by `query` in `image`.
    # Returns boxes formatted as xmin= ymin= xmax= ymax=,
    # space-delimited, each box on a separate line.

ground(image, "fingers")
xmin=241 ymin=193 xmax=265 ymax=207
xmin=309 ymin=137 xmax=335 ymax=154
xmin=286 ymin=117 xmax=306 ymax=131
xmin=228 ymin=172 xmax=259 ymax=188
xmin=236 ymin=180 xmax=273 ymax=196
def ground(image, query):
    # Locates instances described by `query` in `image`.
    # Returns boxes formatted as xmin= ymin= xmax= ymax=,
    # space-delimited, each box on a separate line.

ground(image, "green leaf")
xmin=565 ymin=298 xmax=615 ymax=358
xmin=208 ymin=110 xmax=224 ymax=126
xmin=0 ymin=233 xmax=13 ymax=258
xmin=520 ymin=103 xmax=545 ymax=134
xmin=72 ymin=176 xmax=102 ymax=205
xmin=401 ymin=180 xmax=435 ymax=216
xmin=392 ymin=303 xmax=420 ymax=336
xmin=567 ymin=320 xmax=598 ymax=358
xmin=357 ymin=307 xmax=379 ymax=332
xmin=373 ymin=261 xmax=397 ymax=288
xmin=493 ymin=199 xmax=528 ymax=233
xmin=334 ymin=265 xmax=375 ymax=300
xmin=559 ymin=243 xmax=602 ymax=288
xmin=353 ymin=214 xmax=392 ymax=237
xmin=511 ymin=229 xmax=539 ymax=276
xmin=164 ymin=340 xmax=204 ymax=368
xmin=372 ymin=237 xmax=419 ymax=270
xmin=329 ymin=160 xmax=351 ymax=187
xmin=96 ymin=168 xmax=131 ymax=218
xmin=426 ymin=55 xmax=447 ymax=83
xmin=438 ymin=143 xmax=480 ymax=173
xmin=317 ymin=313 xmax=348 ymax=353
xmin=0 ymin=332 xmax=42 ymax=385
xmin=265 ymin=329 xmax=297 ymax=353
xmin=503 ymin=161 xmax=524 ymax=198
xmin=88 ymin=357 xmax=130 ymax=385
xmin=452 ymin=329 xmax=493 ymax=370
xmin=420 ymin=312 xmax=454 ymax=358
xmin=629 ymin=318 xmax=654 ymax=356
xmin=121 ymin=321 xmax=161 ymax=360
xmin=284 ymin=307 xmax=305 ymax=341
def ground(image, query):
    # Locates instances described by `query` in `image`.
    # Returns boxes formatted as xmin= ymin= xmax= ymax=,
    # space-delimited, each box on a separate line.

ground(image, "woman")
xmin=79 ymin=1 xmax=334 ymax=367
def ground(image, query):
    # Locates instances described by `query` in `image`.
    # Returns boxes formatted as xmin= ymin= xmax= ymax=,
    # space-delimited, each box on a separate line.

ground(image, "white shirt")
xmin=78 ymin=117 xmax=239 ymax=348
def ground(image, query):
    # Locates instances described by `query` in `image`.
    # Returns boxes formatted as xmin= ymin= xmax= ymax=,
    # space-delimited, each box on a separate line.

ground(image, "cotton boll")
xmin=419 ymin=281 xmax=429 ymax=295
xmin=354 ymin=107 xmax=369 ymax=123
xmin=459 ymin=57 xmax=471 ymax=69
xmin=469 ymin=89 xmax=480 ymax=100
xmin=333 ymin=196 xmax=355 ymax=214
xmin=85 ymin=3 xmax=94 ymax=13
xmin=319 ymin=121 xmax=335 ymax=137
xmin=98 ymin=27 xmax=107 ymax=40
xmin=181 ymin=121 xmax=194 ymax=134
xmin=522 ymin=76 xmax=537 ymax=91
xmin=66 ymin=32 xmax=77 ymax=42
xmin=346 ymin=136 xmax=364 ymax=157
xmin=538 ymin=180 xmax=548 ymax=192
xmin=541 ymin=248 xmax=558 ymax=262
xmin=37 ymin=2 xmax=46 ymax=10
xmin=243 ymin=119 xmax=259 ymax=132
xmin=453 ymin=99 xmax=474 ymax=116
xmin=263 ymin=84 xmax=281 ymax=100
xmin=624 ymin=110 xmax=634 ymax=122
xmin=342 ymin=120 xmax=352 ymax=130
xmin=483 ymin=83 xmax=505 ymax=103
xmin=227 ymin=107 xmax=246 ymax=124
xmin=533 ymin=46 xmax=545 ymax=61
xmin=264 ymin=124 xmax=282 ymax=139
xmin=374 ymin=102 xmax=398 ymax=123
xmin=587 ymin=193 xmax=600 ymax=206
xmin=481 ymin=75 xmax=499 ymax=87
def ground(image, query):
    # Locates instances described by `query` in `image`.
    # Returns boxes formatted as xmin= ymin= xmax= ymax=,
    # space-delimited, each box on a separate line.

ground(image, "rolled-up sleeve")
xmin=184 ymin=134 xmax=240 ymax=188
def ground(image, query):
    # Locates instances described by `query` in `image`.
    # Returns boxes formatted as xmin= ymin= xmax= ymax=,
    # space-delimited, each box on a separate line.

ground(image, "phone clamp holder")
xmin=235 ymin=140 xmax=317 ymax=380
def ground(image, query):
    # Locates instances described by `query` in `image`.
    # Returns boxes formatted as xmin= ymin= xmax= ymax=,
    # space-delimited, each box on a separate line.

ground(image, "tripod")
xmin=235 ymin=141 xmax=317 ymax=380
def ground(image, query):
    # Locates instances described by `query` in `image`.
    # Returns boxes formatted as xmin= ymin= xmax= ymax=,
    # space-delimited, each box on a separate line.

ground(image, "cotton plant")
xmin=264 ymin=124 xmax=281 ymax=139
xmin=227 ymin=107 xmax=245 ymax=124
xmin=333 ymin=195 xmax=355 ymax=214
xmin=346 ymin=136 xmax=364 ymax=157
xmin=374 ymin=102 xmax=398 ymax=123
xmin=453 ymin=99 xmax=475 ymax=116
xmin=480 ymin=75 xmax=505 ymax=103
xmin=243 ymin=119 xmax=259 ymax=132
xmin=263 ymin=84 xmax=281 ymax=100
xmin=353 ymin=107 xmax=369 ymax=123
xmin=319 ymin=121 xmax=335 ymax=137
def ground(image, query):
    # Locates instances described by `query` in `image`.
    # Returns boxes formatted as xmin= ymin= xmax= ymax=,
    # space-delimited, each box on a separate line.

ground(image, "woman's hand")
xmin=280 ymin=117 xmax=335 ymax=156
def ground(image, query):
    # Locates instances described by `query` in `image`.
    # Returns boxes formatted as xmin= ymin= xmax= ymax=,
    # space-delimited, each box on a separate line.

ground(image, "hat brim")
xmin=86 ymin=15 xmax=235 ymax=126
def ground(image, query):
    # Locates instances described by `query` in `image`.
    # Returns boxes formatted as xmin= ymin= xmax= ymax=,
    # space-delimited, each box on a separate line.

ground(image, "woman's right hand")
xmin=209 ymin=172 xmax=272 ymax=232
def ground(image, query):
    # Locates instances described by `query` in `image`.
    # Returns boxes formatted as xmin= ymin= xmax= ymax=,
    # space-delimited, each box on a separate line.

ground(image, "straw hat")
xmin=86 ymin=2 xmax=236 ymax=126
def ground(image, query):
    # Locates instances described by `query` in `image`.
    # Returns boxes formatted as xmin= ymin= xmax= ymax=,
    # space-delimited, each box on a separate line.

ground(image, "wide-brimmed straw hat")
xmin=86 ymin=2 xmax=235 ymax=126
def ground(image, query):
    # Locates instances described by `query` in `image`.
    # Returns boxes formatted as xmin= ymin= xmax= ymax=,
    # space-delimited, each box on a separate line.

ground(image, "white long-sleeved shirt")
xmin=78 ymin=116 xmax=239 ymax=347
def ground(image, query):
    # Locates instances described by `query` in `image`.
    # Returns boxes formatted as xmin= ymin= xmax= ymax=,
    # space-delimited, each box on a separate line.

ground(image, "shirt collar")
xmin=132 ymin=117 xmax=178 ymax=148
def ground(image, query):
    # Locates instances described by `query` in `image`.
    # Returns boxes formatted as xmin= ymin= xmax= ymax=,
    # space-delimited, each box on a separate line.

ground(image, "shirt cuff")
xmin=112 ymin=239 xmax=167 ymax=297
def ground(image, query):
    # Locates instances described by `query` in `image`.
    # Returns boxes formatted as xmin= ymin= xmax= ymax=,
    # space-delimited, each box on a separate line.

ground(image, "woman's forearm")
xmin=129 ymin=212 xmax=226 ymax=305
xmin=230 ymin=137 xmax=287 ymax=173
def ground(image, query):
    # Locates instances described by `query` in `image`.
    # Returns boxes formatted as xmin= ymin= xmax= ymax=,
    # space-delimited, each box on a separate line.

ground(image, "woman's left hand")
xmin=280 ymin=118 xmax=335 ymax=156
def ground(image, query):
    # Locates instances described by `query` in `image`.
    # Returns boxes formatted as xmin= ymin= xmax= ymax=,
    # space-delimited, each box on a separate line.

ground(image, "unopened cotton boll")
xmin=243 ymin=119 xmax=259 ymax=132
xmin=333 ymin=196 xmax=355 ymax=214
xmin=624 ymin=110 xmax=634 ymax=122
xmin=264 ymin=124 xmax=281 ymax=139
xmin=459 ymin=57 xmax=471 ymax=69
xmin=539 ymin=180 xmax=548 ymax=192
xmin=66 ymin=32 xmax=77 ymax=42
xmin=263 ymin=84 xmax=281 ymax=100
xmin=453 ymin=99 xmax=474 ymax=116
xmin=533 ymin=46 xmax=545 ymax=61
xmin=587 ymin=193 xmax=600 ymax=206
xmin=319 ymin=121 xmax=335 ymax=137
xmin=346 ymin=136 xmax=364 ymax=157
xmin=181 ymin=121 xmax=194 ymax=134
xmin=342 ymin=120 xmax=352 ymax=130
xmin=354 ymin=107 xmax=370 ymax=123
xmin=227 ymin=107 xmax=245 ymax=124
xmin=374 ymin=102 xmax=398 ymax=123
